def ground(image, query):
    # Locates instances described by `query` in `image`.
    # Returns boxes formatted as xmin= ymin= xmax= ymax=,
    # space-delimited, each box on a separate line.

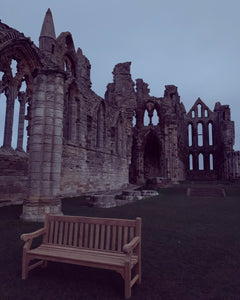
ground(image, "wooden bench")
xmin=21 ymin=214 xmax=142 ymax=299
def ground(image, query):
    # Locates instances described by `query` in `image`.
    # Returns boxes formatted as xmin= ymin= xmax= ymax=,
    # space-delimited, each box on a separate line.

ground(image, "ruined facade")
xmin=0 ymin=9 xmax=239 ymax=221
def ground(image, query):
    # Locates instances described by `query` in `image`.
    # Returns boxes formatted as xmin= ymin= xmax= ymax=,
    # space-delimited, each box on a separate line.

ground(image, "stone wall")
xmin=60 ymin=145 xmax=129 ymax=196
xmin=226 ymin=151 xmax=240 ymax=180
xmin=0 ymin=151 xmax=28 ymax=206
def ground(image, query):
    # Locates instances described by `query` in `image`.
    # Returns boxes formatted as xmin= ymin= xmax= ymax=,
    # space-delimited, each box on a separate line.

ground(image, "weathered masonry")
xmin=0 ymin=9 xmax=240 ymax=221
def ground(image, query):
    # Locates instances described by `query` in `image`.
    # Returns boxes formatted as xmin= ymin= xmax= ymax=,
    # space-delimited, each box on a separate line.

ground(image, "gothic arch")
xmin=0 ymin=23 xmax=40 ymax=151
xmin=57 ymin=32 xmax=77 ymax=76
xmin=143 ymin=101 xmax=160 ymax=126
xmin=143 ymin=131 xmax=161 ymax=180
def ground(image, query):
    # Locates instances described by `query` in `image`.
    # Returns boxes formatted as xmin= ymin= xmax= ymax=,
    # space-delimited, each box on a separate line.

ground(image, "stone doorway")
xmin=144 ymin=133 xmax=161 ymax=180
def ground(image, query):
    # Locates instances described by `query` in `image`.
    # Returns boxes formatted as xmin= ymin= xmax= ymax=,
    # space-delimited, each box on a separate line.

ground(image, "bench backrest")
xmin=43 ymin=214 xmax=141 ymax=253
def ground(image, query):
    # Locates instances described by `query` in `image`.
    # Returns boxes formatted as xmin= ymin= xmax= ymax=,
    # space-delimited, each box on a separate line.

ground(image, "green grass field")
xmin=1 ymin=184 xmax=240 ymax=299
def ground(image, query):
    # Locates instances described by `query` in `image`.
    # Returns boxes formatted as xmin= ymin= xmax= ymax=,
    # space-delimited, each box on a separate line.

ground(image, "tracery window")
xmin=144 ymin=109 xmax=149 ymax=126
xmin=189 ymin=154 xmax=193 ymax=170
xmin=209 ymin=154 xmax=214 ymax=170
xmin=198 ymin=153 xmax=204 ymax=170
xmin=197 ymin=123 xmax=203 ymax=146
xmin=152 ymin=109 xmax=158 ymax=125
xmin=0 ymin=59 xmax=29 ymax=152
xmin=208 ymin=122 xmax=213 ymax=146
xmin=197 ymin=104 xmax=202 ymax=117
xmin=132 ymin=111 xmax=136 ymax=127
xmin=188 ymin=123 xmax=193 ymax=147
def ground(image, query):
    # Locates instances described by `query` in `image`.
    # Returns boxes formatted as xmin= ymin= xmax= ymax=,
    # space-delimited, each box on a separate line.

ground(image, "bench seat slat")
xmin=112 ymin=225 xmax=116 ymax=251
xmin=27 ymin=245 xmax=138 ymax=268
xmin=84 ymin=223 xmax=89 ymax=247
xmin=53 ymin=221 xmax=59 ymax=244
xmin=118 ymin=226 xmax=122 ymax=251
xmin=59 ymin=221 xmax=64 ymax=245
xmin=89 ymin=224 xmax=94 ymax=248
xmin=68 ymin=222 xmax=74 ymax=246
xmin=100 ymin=224 xmax=105 ymax=250
xmin=73 ymin=223 xmax=78 ymax=247
xmin=79 ymin=223 xmax=83 ymax=247
xmin=49 ymin=221 xmax=54 ymax=243
xmin=94 ymin=224 xmax=100 ymax=249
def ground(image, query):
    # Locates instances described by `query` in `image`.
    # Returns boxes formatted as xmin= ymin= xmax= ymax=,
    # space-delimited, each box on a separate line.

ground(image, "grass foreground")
xmin=1 ymin=184 xmax=240 ymax=299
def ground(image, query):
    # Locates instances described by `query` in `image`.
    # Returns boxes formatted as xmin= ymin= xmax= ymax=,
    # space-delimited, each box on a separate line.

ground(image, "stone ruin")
xmin=0 ymin=9 xmax=240 ymax=221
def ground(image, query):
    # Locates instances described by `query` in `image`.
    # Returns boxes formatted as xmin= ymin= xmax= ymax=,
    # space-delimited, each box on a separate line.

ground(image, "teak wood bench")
xmin=21 ymin=214 xmax=142 ymax=299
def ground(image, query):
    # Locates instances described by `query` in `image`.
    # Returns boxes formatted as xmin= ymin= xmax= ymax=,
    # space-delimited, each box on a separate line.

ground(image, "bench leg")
xmin=136 ymin=260 xmax=141 ymax=284
xmin=42 ymin=260 xmax=48 ymax=268
xmin=22 ymin=253 xmax=29 ymax=280
xmin=124 ymin=261 xmax=131 ymax=299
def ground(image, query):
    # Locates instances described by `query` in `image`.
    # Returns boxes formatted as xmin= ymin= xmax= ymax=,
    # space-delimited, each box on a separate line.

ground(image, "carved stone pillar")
xmin=16 ymin=91 xmax=26 ymax=151
xmin=3 ymin=87 xmax=17 ymax=149
xmin=21 ymin=71 xmax=64 ymax=222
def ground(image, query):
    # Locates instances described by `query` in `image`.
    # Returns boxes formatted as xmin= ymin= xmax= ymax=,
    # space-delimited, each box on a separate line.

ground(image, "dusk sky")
xmin=1 ymin=0 xmax=240 ymax=149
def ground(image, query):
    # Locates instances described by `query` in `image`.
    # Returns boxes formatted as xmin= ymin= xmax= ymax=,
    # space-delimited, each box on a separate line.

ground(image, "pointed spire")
xmin=40 ymin=8 xmax=56 ymax=39
xmin=39 ymin=8 xmax=56 ymax=54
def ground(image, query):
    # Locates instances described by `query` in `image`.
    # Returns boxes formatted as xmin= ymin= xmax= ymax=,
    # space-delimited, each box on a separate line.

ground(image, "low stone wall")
xmin=0 ymin=151 xmax=28 ymax=206
xmin=89 ymin=189 xmax=159 ymax=208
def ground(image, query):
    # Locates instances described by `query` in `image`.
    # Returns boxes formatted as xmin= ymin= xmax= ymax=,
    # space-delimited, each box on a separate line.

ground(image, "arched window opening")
xmin=132 ymin=111 xmax=136 ymax=127
xmin=197 ymin=123 xmax=203 ymax=146
xmin=197 ymin=104 xmax=202 ymax=117
xmin=64 ymin=56 xmax=75 ymax=76
xmin=209 ymin=154 xmax=214 ymax=170
xmin=0 ymin=93 xmax=7 ymax=147
xmin=208 ymin=122 xmax=213 ymax=146
xmin=65 ymin=35 xmax=73 ymax=49
xmin=198 ymin=153 xmax=204 ymax=170
xmin=204 ymin=109 xmax=208 ymax=117
xmin=11 ymin=59 xmax=18 ymax=77
xmin=192 ymin=110 xmax=195 ymax=118
xmin=144 ymin=133 xmax=161 ymax=179
xmin=188 ymin=124 xmax=192 ymax=147
xmin=20 ymin=80 xmax=27 ymax=92
xmin=144 ymin=110 xmax=149 ymax=126
xmin=189 ymin=154 xmax=193 ymax=170
xmin=152 ymin=109 xmax=158 ymax=125
xmin=64 ymin=61 xmax=67 ymax=72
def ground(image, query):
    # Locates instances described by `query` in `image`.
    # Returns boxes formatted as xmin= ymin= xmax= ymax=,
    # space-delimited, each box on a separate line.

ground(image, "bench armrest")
xmin=123 ymin=236 xmax=140 ymax=254
xmin=21 ymin=228 xmax=47 ymax=242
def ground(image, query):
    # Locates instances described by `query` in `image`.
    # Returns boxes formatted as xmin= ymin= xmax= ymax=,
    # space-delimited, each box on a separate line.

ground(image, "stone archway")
xmin=143 ymin=133 xmax=161 ymax=180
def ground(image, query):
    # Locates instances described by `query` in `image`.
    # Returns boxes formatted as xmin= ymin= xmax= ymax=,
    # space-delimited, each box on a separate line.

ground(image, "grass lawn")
xmin=1 ymin=184 xmax=240 ymax=299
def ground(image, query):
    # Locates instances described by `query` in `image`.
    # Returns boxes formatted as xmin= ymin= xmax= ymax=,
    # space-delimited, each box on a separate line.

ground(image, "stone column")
xmin=3 ymin=87 xmax=17 ymax=149
xmin=16 ymin=92 xmax=26 ymax=151
xmin=21 ymin=71 xmax=64 ymax=222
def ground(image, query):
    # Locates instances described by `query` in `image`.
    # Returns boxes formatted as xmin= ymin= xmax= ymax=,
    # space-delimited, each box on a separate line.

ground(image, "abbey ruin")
xmin=0 ymin=9 xmax=240 ymax=221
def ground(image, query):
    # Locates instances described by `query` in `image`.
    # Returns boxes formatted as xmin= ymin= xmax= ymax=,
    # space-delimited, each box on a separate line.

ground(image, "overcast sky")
xmin=1 ymin=0 xmax=240 ymax=149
